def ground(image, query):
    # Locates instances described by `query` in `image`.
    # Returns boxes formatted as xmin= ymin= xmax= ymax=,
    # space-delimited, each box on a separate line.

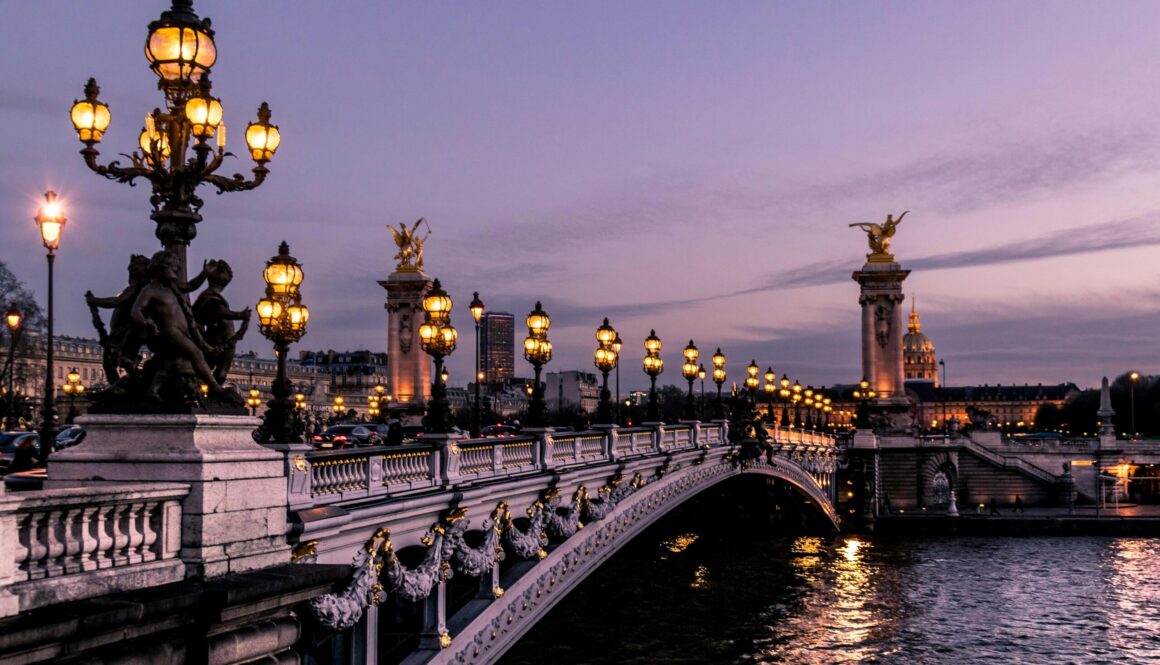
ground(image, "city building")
xmin=299 ymin=349 xmax=390 ymax=416
xmin=903 ymin=301 xmax=938 ymax=385
xmin=544 ymin=370 xmax=599 ymax=414
xmin=479 ymin=312 xmax=515 ymax=383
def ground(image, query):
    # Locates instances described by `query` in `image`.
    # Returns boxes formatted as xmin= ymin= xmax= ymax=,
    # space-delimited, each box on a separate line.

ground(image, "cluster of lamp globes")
xmin=256 ymin=243 xmax=309 ymax=345
xmin=368 ymin=385 xmax=390 ymax=419
xmin=67 ymin=3 xmax=281 ymax=175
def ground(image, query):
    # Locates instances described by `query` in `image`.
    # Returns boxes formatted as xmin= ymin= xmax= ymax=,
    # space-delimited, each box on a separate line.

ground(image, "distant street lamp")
xmin=294 ymin=392 xmax=307 ymax=413
xmin=254 ymin=242 xmax=310 ymax=442
xmin=332 ymin=395 xmax=345 ymax=419
xmin=763 ymin=368 xmax=776 ymax=421
xmin=791 ymin=380 xmax=803 ymax=428
xmin=522 ymin=303 xmax=552 ymax=427
xmin=4 ymin=306 xmax=23 ymax=431
xmin=35 ymin=191 xmax=66 ymax=463
xmin=61 ymin=368 xmax=85 ymax=424
xmin=246 ymin=388 xmax=262 ymax=416
xmin=642 ymin=330 xmax=664 ymax=421
xmin=612 ymin=333 xmax=623 ymax=425
xmin=419 ymin=279 xmax=458 ymax=433
xmin=594 ymin=319 xmax=618 ymax=424
xmin=1129 ymin=371 xmax=1140 ymax=439
xmin=852 ymin=377 xmax=876 ymax=429
xmin=698 ymin=364 xmax=707 ymax=420
xmin=70 ymin=0 xmax=280 ymax=281
xmin=711 ymin=348 xmax=726 ymax=420
xmin=681 ymin=340 xmax=700 ymax=421
xmin=469 ymin=292 xmax=484 ymax=438
xmin=779 ymin=374 xmax=791 ymax=426
xmin=373 ymin=383 xmax=387 ymax=423
xmin=745 ymin=360 xmax=760 ymax=407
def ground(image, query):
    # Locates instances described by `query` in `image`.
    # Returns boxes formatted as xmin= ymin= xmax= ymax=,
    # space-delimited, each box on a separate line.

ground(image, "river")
xmin=500 ymin=483 xmax=1160 ymax=664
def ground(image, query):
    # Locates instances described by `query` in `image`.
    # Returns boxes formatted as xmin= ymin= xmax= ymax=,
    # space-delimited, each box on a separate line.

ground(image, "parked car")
xmin=480 ymin=424 xmax=520 ymax=438
xmin=0 ymin=432 xmax=40 ymax=472
xmin=55 ymin=426 xmax=86 ymax=450
xmin=400 ymin=425 xmax=425 ymax=442
xmin=311 ymin=424 xmax=380 ymax=449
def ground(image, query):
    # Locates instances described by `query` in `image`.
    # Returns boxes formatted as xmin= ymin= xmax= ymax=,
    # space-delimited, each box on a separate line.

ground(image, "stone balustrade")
xmin=0 ymin=483 xmax=188 ymax=618
xmin=290 ymin=423 xmax=838 ymax=511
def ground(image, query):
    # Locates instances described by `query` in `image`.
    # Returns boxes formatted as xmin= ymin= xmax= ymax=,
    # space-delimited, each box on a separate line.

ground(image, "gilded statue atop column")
xmin=849 ymin=211 xmax=908 ymax=263
xmin=390 ymin=218 xmax=431 ymax=272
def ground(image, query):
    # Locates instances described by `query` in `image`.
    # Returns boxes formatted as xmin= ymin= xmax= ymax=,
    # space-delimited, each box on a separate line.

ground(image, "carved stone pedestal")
xmin=379 ymin=270 xmax=433 ymax=423
xmin=46 ymin=414 xmax=290 ymax=579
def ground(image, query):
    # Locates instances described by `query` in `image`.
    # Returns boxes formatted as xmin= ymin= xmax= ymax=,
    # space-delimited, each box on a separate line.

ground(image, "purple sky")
xmin=3 ymin=1 xmax=1160 ymax=392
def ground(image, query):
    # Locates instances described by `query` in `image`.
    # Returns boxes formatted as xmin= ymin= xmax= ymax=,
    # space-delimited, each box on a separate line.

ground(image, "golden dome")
xmin=903 ymin=298 xmax=939 ymax=385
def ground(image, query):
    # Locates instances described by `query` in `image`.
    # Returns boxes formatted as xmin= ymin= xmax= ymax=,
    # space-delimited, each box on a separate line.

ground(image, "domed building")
xmin=903 ymin=300 xmax=938 ymax=386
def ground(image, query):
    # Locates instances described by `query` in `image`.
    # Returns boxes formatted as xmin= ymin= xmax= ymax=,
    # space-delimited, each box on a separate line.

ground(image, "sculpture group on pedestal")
xmin=86 ymin=249 xmax=249 ymax=411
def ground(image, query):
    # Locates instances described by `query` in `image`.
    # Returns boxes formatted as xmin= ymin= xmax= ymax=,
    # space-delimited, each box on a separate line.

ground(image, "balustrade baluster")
xmin=14 ymin=513 xmax=34 ymax=582
xmin=42 ymin=509 xmax=66 ymax=578
xmin=61 ymin=507 xmax=85 ymax=575
xmin=140 ymin=501 xmax=160 ymax=562
xmin=125 ymin=503 xmax=145 ymax=564
xmin=110 ymin=504 xmax=131 ymax=566
xmin=94 ymin=504 xmax=115 ymax=569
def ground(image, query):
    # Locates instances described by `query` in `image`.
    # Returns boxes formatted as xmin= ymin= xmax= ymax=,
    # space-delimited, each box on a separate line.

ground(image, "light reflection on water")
xmin=502 ymin=529 xmax=1160 ymax=665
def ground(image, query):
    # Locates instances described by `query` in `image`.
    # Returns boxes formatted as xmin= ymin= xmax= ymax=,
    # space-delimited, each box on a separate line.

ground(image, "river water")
xmin=500 ymin=485 xmax=1160 ymax=664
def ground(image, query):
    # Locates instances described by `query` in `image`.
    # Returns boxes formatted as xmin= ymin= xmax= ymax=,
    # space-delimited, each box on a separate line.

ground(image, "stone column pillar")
xmin=852 ymin=262 xmax=910 ymax=399
xmin=379 ymin=270 xmax=433 ymax=422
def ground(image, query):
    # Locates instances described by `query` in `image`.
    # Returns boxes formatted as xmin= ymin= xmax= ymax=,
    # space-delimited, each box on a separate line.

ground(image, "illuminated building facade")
xmin=479 ymin=312 xmax=515 ymax=383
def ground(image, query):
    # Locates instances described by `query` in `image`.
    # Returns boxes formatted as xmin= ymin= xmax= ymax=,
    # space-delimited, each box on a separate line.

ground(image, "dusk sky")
xmin=3 ymin=1 xmax=1160 ymax=392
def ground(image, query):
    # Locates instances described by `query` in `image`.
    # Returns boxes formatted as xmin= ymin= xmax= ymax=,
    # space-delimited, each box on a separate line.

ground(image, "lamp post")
xmin=522 ymin=302 xmax=552 ymax=428
xmin=469 ymin=292 xmax=484 ymax=438
xmin=711 ymin=348 xmax=726 ymax=420
xmin=791 ymin=380 xmax=803 ymax=428
xmin=745 ymin=360 xmax=760 ymax=408
xmin=612 ymin=333 xmax=623 ymax=425
xmin=61 ymin=368 xmax=86 ymax=425
xmin=852 ymin=377 xmax=876 ymax=429
xmin=779 ymin=374 xmax=791 ymax=426
xmin=69 ymin=1 xmax=280 ymax=282
xmin=594 ymin=319 xmax=618 ymax=425
xmin=763 ymin=368 xmax=776 ymax=422
xmin=332 ymin=396 xmax=345 ymax=421
xmin=246 ymin=388 xmax=262 ymax=416
xmin=698 ymin=364 xmax=707 ymax=420
xmin=254 ymin=242 xmax=309 ymax=442
xmin=4 ymin=307 xmax=22 ymax=431
xmin=419 ymin=279 xmax=458 ymax=434
xmin=1129 ymin=371 xmax=1140 ymax=439
xmin=641 ymin=330 xmax=664 ymax=422
xmin=35 ymin=192 xmax=66 ymax=463
xmin=373 ymin=383 xmax=386 ymax=423
xmin=681 ymin=340 xmax=700 ymax=421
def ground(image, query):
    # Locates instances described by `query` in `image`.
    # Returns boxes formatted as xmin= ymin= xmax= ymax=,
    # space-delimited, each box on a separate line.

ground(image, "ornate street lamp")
xmin=698 ymin=364 xmax=707 ymax=420
xmin=745 ymin=360 xmax=760 ymax=406
xmin=522 ymin=302 xmax=552 ymax=428
xmin=294 ymin=392 xmax=307 ymax=412
xmin=612 ymin=332 xmax=623 ymax=425
xmin=372 ymin=383 xmax=387 ymax=424
xmin=35 ymin=192 xmax=66 ymax=462
xmin=420 ymin=279 xmax=458 ymax=433
xmin=791 ymin=380 xmax=803 ymax=428
xmin=594 ymin=319 xmax=618 ymax=424
xmin=332 ymin=395 xmax=345 ymax=418
xmin=852 ymin=377 xmax=876 ymax=428
xmin=681 ymin=340 xmax=699 ymax=421
xmin=246 ymin=388 xmax=262 ymax=416
xmin=70 ymin=1 xmax=280 ymax=281
xmin=3 ymin=306 xmax=23 ymax=431
xmin=254 ymin=242 xmax=309 ymax=442
xmin=469 ymin=292 xmax=484 ymax=438
xmin=763 ymin=368 xmax=776 ymax=421
xmin=61 ymin=368 xmax=86 ymax=424
xmin=711 ymin=348 xmax=726 ymax=420
xmin=642 ymin=330 xmax=664 ymax=422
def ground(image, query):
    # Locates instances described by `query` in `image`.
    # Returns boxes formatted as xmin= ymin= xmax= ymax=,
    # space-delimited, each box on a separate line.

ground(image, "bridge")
xmin=286 ymin=421 xmax=838 ymax=664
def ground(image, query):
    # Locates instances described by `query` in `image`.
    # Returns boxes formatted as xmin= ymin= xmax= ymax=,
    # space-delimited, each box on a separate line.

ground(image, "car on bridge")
xmin=480 ymin=424 xmax=520 ymax=438
xmin=311 ymin=425 xmax=381 ymax=449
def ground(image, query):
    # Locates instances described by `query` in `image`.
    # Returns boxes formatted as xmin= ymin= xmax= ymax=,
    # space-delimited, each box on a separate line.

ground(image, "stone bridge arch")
xmin=402 ymin=452 xmax=836 ymax=664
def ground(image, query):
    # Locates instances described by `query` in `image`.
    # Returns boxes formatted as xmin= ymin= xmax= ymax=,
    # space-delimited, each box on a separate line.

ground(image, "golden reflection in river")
xmin=1105 ymin=539 xmax=1160 ymax=655
xmin=759 ymin=536 xmax=886 ymax=664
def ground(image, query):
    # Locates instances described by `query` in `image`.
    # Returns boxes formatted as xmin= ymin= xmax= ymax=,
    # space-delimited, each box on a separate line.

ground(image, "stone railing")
xmin=0 ymin=482 xmax=188 ymax=618
xmin=288 ymin=423 xmax=837 ymax=510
